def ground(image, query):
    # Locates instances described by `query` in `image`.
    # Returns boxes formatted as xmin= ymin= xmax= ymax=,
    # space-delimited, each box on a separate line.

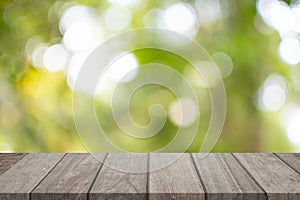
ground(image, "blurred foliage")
xmin=0 ymin=0 xmax=299 ymax=152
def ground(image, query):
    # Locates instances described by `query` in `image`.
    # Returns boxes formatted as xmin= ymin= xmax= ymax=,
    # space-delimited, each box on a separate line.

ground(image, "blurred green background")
xmin=1 ymin=0 xmax=300 ymax=152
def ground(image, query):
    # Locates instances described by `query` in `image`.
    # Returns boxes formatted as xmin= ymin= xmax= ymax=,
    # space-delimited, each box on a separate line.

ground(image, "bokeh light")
xmin=194 ymin=0 xmax=221 ymax=27
xmin=43 ymin=44 xmax=68 ymax=72
xmin=31 ymin=44 xmax=48 ymax=69
xmin=104 ymin=6 xmax=132 ymax=31
xmin=212 ymin=52 xmax=233 ymax=78
xmin=256 ymin=74 xmax=287 ymax=112
xmin=107 ymin=0 xmax=142 ymax=7
xmin=59 ymin=5 xmax=95 ymax=34
xmin=168 ymin=98 xmax=199 ymax=127
xmin=61 ymin=5 xmax=103 ymax=53
xmin=258 ymin=0 xmax=300 ymax=65
xmin=286 ymin=108 xmax=300 ymax=145
xmin=184 ymin=61 xmax=221 ymax=88
xmin=162 ymin=3 xmax=198 ymax=37
xmin=279 ymin=38 xmax=300 ymax=65
xmin=66 ymin=52 xmax=89 ymax=91
xmin=107 ymin=53 xmax=138 ymax=83
xmin=63 ymin=20 xmax=103 ymax=53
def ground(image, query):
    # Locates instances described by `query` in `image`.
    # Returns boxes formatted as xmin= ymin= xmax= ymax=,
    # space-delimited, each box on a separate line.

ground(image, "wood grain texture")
xmin=233 ymin=153 xmax=300 ymax=200
xmin=32 ymin=153 xmax=106 ymax=200
xmin=149 ymin=153 xmax=204 ymax=200
xmin=0 ymin=153 xmax=64 ymax=200
xmin=90 ymin=153 xmax=148 ymax=200
xmin=192 ymin=153 xmax=265 ymax=200
xmin=0 ymin=153 xmax=26 ymax=175
xmin=0 ymin=153 xmax=299 ymax=199
xmin=275 ymin=153 xmax=300 ymax=174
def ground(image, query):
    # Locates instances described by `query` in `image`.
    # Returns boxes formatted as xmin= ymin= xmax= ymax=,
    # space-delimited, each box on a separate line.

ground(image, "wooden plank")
xmin=233 ymin=153 xmax=300 ymax=200
xmin=32 ymin=153 xmax=106 ymax=200
xmin=149 ymin=153 xmax=204 ymax=200
xmin=0 ymin=153 xmax=299 ymax=199
xmin=275 ymin=153 xmax=300 ymax=174
xmin=90 ymin=153 xmax=148 ymax=200
xmin=0 ymin=153 xmax=26 ymax=175
xmin=192 ymin=153 xmax=265 ymax=200
xmin=0 ymin=153 xmax=64 ymax=200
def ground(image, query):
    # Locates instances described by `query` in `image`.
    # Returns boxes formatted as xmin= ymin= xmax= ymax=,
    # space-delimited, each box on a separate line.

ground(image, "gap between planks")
xmin=0 ymin=153 xmax=299 ymax=200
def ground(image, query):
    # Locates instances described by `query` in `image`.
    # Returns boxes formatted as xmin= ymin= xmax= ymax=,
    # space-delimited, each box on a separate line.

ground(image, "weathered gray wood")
xmin=0 ymin=153 xmax=26 ymax=175
xmin=149 ymin=153 xmax=204 ymax=200
xmin=90 ymin=153 xmax=148 ymax=200
xmin=275 ymin=153 xmax=300 ymax=174
xmin=32 ymin=153 xmax=106 ymax=200
xmin=192 ymin=153 xmax=265 ymax=200
xmin=0 ymin=153 xmax=64 ymax=200
xmin=233 ymin=153 xmax=300 ymax=200
xmin=0 ymin=153 xmax=300 ymax=199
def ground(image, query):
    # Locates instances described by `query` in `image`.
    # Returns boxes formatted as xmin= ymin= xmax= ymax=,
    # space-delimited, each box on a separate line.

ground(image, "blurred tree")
xmin=0 ymin=0 xmax=299 ymax=152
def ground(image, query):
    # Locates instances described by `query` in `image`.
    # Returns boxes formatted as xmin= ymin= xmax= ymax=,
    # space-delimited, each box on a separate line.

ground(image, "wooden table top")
xmin=0 ymin=153 xmax=299 ymax=200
